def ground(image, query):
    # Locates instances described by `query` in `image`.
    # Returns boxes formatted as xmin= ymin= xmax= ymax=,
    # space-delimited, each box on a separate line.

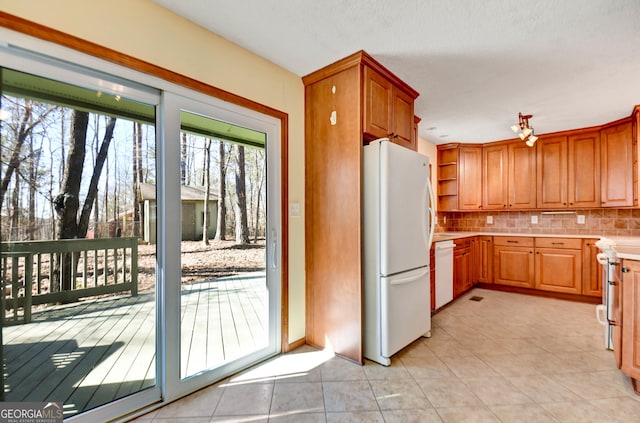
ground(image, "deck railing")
xmin=0 ymin=237 xmax=138 ymax=324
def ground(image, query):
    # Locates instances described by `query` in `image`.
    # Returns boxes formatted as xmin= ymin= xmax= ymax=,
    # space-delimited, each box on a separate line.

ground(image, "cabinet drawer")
xmin=535 ymin=237 xmax=582 ymax=249
xmin=454 ymin=238 xmax=472 ymax=249
xmin=493 ymin=236 xmax=534 ymax=247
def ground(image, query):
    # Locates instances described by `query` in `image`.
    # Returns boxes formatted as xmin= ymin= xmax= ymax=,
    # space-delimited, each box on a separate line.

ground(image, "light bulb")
xmin=522 ymin=127 xmax=532 ymax=137
xmin=511 ymin=124 xmax=520 ymax=133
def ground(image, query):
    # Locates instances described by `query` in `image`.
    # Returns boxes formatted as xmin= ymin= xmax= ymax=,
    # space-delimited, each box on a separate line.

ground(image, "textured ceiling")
xmin=154 ymin=0 xmax=640 ymax=145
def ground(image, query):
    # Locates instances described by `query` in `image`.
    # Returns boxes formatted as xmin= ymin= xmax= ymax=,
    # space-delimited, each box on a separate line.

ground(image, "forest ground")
xmin=136 ymin=239 xmax=266 ymax=292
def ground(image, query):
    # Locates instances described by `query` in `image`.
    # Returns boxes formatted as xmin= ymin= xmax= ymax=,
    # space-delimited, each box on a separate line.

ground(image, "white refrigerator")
xmin=363 ymin=138 xmax=435 ymax=366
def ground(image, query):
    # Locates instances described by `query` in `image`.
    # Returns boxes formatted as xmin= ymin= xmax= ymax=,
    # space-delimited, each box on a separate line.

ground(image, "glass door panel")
xmin=0 ymin=68 xmax=158 ymax=418
xmin=178 ymin=111 xmax=269 ymax=379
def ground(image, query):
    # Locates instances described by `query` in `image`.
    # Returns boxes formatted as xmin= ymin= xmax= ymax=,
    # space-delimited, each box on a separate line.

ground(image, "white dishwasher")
xmin=434 ymin=240 xmax=454 ymax=308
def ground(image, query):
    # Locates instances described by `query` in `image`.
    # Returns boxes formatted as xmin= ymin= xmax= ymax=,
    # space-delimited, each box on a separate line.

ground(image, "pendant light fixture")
xmin=511 ymin=112 xmax=538 ymax=146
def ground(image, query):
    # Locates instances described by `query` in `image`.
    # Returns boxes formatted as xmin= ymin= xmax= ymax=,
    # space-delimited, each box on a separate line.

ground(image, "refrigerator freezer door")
xmin=381 ymin=267 xmax=431 ymax=357
xmin=379 ymin=141 xmax=431 ymax=276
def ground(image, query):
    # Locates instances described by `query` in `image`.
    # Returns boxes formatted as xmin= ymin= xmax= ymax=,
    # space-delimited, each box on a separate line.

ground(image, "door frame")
xmin=161 ymin=91 xmax=282 ymax=401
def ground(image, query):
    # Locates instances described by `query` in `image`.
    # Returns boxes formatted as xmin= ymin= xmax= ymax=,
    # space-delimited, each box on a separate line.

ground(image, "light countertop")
xmin=432 ymin=231 xmax=607 ymax=243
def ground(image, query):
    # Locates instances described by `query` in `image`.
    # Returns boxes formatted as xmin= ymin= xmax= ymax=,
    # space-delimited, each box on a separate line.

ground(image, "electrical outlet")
xmin=577 ymin=214 xmax=585 ymax=224
xmin=487 ymin=215 xmax=493 ymax=224
xmin=531 ymin=215 xmax=538 ymax=224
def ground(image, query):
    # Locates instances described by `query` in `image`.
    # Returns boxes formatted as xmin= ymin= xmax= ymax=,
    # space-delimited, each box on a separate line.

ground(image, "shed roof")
xmin=139 ymin=183 xmax=219 ymax=202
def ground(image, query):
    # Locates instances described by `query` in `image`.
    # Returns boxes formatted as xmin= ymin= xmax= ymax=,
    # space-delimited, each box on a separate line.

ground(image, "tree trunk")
xmin=28 ymin=133 xmax=37 ymax=240
xmin=202 ymin=138 xmax=211 ymax=245
xmin=53 ymin=110 xmax=88 ymax=291
xmin=234 ymin=144 xmax=250 ymax=244
xmin=136 ymin=122 xmax=144 ymax=237
xmin=132 ymin=121 xmax=142 ymax=237
xmin=78 ymin=117 xmax=116 ymax=238
xmin=215 ymin=140 xmax=227 ymax=241
xmin=181 ymin=132 xmax=187 ymax=185
xmin=254 ymin=150 xmax=265 ymax=242
xmin=10 ymin=173 xmax=19 ymax=240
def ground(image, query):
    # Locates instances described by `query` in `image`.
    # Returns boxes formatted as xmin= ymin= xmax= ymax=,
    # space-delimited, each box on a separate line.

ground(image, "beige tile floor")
xmin=128 ymin=288 xmax=640 ymax=422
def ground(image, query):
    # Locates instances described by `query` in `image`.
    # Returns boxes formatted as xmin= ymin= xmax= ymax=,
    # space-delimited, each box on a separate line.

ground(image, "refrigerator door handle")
xmin=423 ymin=179 xmax=435 ymax=251
xmin=390 ymin=269 xmax=430 ymax=286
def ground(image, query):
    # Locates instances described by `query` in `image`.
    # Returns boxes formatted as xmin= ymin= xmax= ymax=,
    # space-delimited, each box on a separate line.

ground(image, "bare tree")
xmin=202 ymin=138 xmax=211 ymax=245
xmin=132 ymin=121 xmax=143 ymax=237
xmin=253 ymin=149 xmax=265 ymax=241
xmin=52 ymin=110 xmax=116 ymax=291
xmin=234 ymin=144 xmax=250 ymax=244
xmin=181 ymin=132 xmax=187 ymax=185
xmin=214 ymin=140 xmax=228 ymax=241
xmin=0 ymin=100 xmax=55 ymax=210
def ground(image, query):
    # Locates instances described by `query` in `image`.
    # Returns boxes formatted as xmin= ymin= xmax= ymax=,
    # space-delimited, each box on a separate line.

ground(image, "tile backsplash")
xmin=437 ymin=209 xmax=640 ymax=236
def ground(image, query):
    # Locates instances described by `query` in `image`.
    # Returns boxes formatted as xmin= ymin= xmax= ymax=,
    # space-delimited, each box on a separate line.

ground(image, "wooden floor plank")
xmin=2 ymin=271 xmax=266 ymax=415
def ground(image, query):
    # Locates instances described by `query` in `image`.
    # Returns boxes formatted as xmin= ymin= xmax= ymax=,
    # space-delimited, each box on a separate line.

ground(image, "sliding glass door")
xmin=0 ymin=37 xmax=282 ymax=420
xmin=0 ymin=56 xmax=161 ymax=421
xmin=161 ymin=93 xmax=281 ymax=401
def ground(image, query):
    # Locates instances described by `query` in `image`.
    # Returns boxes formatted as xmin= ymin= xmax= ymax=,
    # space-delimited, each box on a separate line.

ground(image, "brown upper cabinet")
xmin=458 ymin=146 xmax=483 ymax=210
xmin=601 ymin=120 xmax=633 ymax=207
xmin=482 ymin=144 xmax=508 ymax=209
xmin=508 ymin=142 xmax=537 ymax=209
xmin=537 ymin=135 xmax=569 ymax=208
xmin=569 ymin=131 xmax=601 ymax=208
xmin=437 ymin=108 xmax=638 ymax=212
xmin=363 ymin=59 xmax=418 ymax=150
xmin=537 ymin=131 xmax=601 ymax=209
xmin=482 ymin=141 xmax=536 ymax=210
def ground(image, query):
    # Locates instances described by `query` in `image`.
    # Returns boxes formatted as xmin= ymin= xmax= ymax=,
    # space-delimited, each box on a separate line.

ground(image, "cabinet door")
xmin=537 ymin=135 xmax=568 ymax=208
xmin=453 ymin=247 xmax=471 ymax=298
xmin=392 ymin=88 xmax=415 ymax=150
xmin=582 ymin=238 xmax=602 ymax=297
xmin=482 ymin=144 xmax=508 ymax=210
xmin=477 ymin=236 xmax=493 ymax=284
xmin=535 ymin=248 xmax=582 ymax=294
xmin=493 ymin=245 xmax=534 ymax=288
xmin=363 ymin=66 xmax=393 ymax=140
xmin=508 ymin=142 xmax=537 ymax=209
xmin=621 ymin=259 xmax=640 ymax=382
xmin=601 ymin=121 xmax=633 ymax=207
xmin=458 ymin=146 xmax=483 ymax=210
xmin=568 ymin=131 xmax=600 ymax=208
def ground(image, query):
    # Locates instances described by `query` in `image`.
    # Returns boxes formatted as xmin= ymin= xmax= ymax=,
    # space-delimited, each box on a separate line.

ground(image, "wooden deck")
xmin=1 ymin=271 xmax=267 ymax=418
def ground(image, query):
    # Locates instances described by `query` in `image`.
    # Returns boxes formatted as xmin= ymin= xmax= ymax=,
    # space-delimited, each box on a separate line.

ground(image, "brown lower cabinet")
xmin=617 ymin=259 xmax=640 ymax=394
xmin=493 ymin=237 xmax=535 ymax=288
xmin=534 ymin=238 xmax=582 ymax=294
xmin=453 ymin=238 xmax=472 ymax=297
xmin=492 ymin=236 xmax=593 ymax=295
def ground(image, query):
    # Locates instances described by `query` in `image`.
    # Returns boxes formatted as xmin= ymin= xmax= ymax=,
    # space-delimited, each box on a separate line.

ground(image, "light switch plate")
xmin=289 ymin=202 xmax=301 ymax=217
xmin=486 ymin=215 xmax=493 ymax=224
xmin=531 ymin=215 xmax=538 ymax=224
xmin=577 ymin=214 xmax=585 ymax=224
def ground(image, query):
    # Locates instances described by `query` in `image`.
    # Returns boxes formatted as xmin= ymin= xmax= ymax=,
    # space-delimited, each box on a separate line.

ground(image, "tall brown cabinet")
xmin=303 ymin=51 xmax=419 ymax=363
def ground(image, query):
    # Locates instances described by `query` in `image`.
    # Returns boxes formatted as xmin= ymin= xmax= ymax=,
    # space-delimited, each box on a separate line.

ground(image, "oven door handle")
xmin=596 ymin=253 xmax=610 ymax=265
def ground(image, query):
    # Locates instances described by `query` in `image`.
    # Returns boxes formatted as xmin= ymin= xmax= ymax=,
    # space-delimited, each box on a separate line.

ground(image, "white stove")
xmin=595 ymin=237 xmax=619 ymax=350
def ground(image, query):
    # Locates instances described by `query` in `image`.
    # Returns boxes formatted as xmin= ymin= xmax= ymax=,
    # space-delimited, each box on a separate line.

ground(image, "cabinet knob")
xmin=622 ymin=267 xmax=629 ymax=273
